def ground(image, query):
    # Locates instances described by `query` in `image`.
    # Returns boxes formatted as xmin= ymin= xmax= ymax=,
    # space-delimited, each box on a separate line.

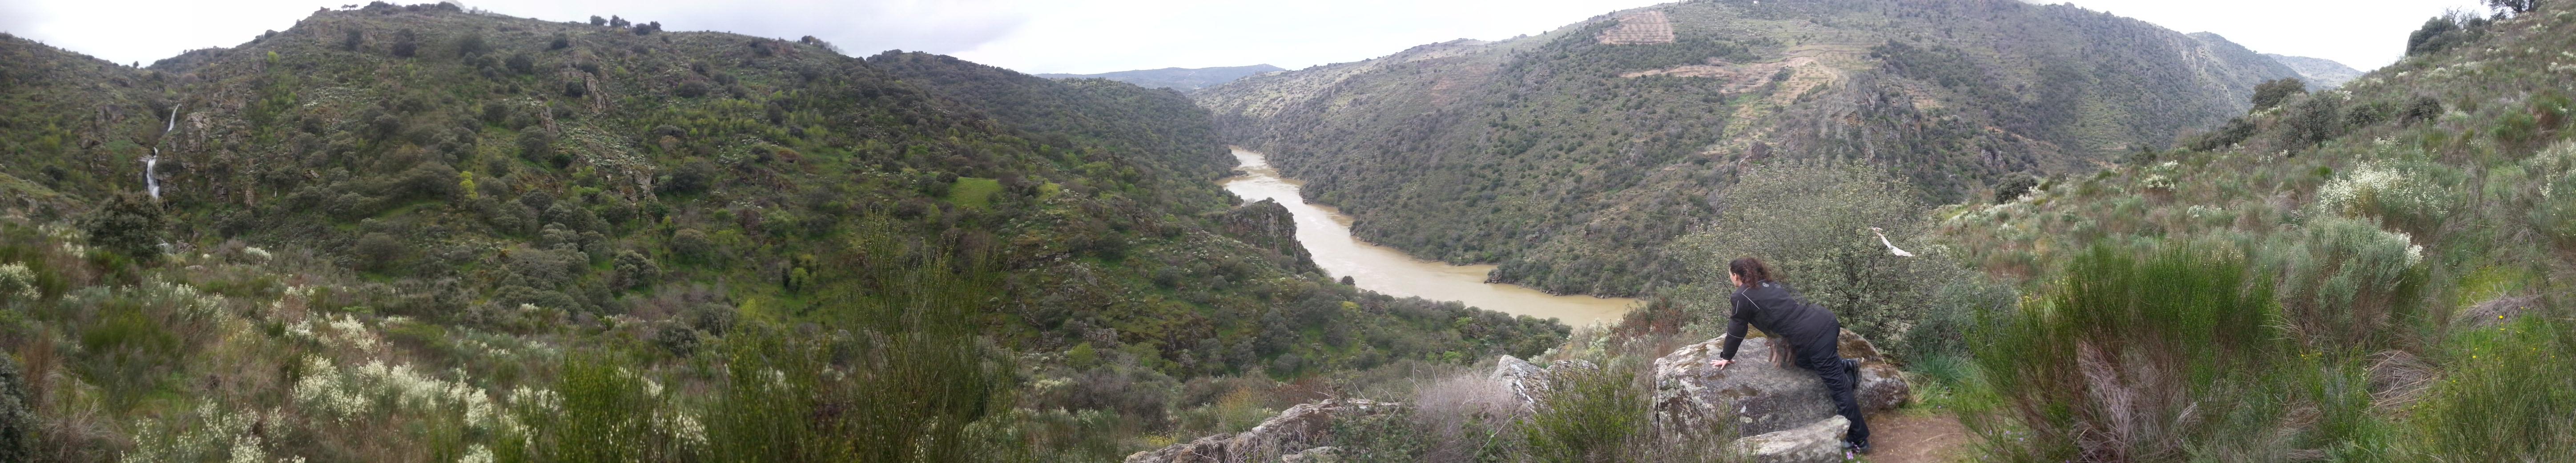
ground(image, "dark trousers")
xmin=1799 ymin=353 xmax=1870 ymax=444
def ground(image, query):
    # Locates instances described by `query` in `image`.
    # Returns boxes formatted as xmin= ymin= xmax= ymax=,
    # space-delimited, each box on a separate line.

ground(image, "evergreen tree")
xmin=83 ymin=191 xmax=167 ymax=263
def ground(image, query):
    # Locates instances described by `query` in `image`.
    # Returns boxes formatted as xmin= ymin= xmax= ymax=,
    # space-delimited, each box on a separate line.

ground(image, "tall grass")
xmin=700 ymin=219 xmax=1020 ymax=463
xmin=1970 ymin=245 xmax=2290 ymax=462
xmin=2406 ymin=316 xmax=2576 ymax=460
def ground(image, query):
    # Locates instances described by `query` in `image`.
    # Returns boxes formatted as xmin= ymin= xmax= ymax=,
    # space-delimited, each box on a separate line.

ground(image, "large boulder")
xmin=1652 ymin=329 xmax=1908 ymax=438
xmin=1124 ymin=399 xmax=1405 ymax=463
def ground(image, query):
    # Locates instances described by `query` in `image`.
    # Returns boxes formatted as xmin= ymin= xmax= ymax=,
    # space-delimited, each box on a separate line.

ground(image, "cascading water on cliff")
xmin=146 ymin=104 xmax=178 ymax=200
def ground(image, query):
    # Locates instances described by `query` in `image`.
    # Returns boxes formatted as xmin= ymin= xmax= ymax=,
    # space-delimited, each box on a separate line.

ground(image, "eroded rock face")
xmin=1652 ymin=329 xmax=1908 ymax=437
xmin=1123 ymin=399 xmax=1403 ymax=463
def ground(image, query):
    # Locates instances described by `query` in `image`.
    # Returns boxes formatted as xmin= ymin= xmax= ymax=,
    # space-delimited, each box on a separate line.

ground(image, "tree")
xmin=505 ymin=52 xmax=535 ymax=74
xmin=614 ymin=250 xmax=660 ymax=290
xmin=352 ymin=232 xmax=409 ymax=273
xmin=588 ymin=15 xmax=606 ymax=26
xmin=672 ymin=228 xmax=713 ymax=263
xmin=2250 ymin=77 xmax=2306 ymax=112
xmin=455 ymin=31 xmax=489 ymax=57
xmin=1673 ymin=160 xmax=1961 ymax=339
xmin=390 ymin=29 xmax=419 ymax=58
xmin=2406 ymin=11 xmax=2488 ymax=57
xmin=1993 ymin=172 xmax=2039 ymax=204
xmin=550 ymin=33 xmax=571 ymax=50
xmin=84 ymin=192 xmax=167 ymax=263
xmin=2487 ymin=0 xmax=2537 ymax=15
xmin=609 ymin=15 xmax=629 ymax=28
xmin=342 ymin=29 xmax=363 ymax=51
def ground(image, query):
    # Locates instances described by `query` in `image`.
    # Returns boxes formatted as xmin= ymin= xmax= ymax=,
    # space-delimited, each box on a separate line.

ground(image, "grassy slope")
xmin=1195 ymin=0 xmax=2298 ymax=297
xmin=1943 ymin=4 xmax=2576 ymax=459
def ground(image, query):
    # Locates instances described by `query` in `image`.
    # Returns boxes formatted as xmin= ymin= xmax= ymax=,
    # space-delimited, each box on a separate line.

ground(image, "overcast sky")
xmin=0 ymin=0 xmax=2494 ymax=75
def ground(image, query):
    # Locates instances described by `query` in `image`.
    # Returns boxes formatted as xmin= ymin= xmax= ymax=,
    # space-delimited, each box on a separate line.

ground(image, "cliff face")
xmin=1195 ymin=0 xmax=2300 ymax=296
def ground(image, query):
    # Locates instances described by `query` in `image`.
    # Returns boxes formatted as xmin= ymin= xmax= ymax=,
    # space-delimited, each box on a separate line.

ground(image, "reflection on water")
xmin=1220 ymin=148 xmax=1641 ymax=326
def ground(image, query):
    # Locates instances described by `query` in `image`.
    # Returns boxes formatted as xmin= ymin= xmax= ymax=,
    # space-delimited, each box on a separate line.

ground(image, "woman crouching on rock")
xmin=1707 ymin=257 xmax=1869 ymax=454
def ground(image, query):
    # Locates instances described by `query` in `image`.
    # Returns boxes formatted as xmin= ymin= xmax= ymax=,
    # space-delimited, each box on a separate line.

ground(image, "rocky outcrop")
xmin=1491 ymin=355 xmax=1598 ymax=408
xmin=1651 ymin=329 xmax=1907 ymax=463
xmin=1124 ymin=399 xmax=1403 ymax=463
xmin=1212 ymin=199 xmax=1319 ymax=273
xmin=1654 ymin=329 xmax=1908 ymax=436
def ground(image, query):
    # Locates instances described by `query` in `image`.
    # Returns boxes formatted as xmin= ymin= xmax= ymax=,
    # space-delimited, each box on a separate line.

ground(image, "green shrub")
xmin=501 ymin=352 xmax=692 ymax=463
xmin=1994 ymin=172 xmax=2039 ymax=204
xmin=1900 ymin=276 xmax=2015 ymax=361
xmin=0 ymin=356 xmax=31 ymax=462
xmin=391 ymin=29 xmax=419 ymax=58
xmin=2251 ymin=77 xmax=2307 ymax=112
xmin=1674 ymin=159 xmax=1961 ymax=340
xmin=2261 ymin=216 xmax=2427 ymax=351
xmin=2409 ymin=317 xmax=2576 ymax=459
xmin=456 ymin=31 xmax=489 ymax=57
xmin=2402 ymin=96 xmax=2443 ymax=125
xmin=1521 ymin=364 xmax=1645 ymax=463
xmin=1971 ymin=245 xmax=2290 ymax=462
xmin=83 ymin=192 xmax=166 ymax=264
xmin=2496 ymin=110 xmax=2541 ymax=147
xmin=505 ymin=53 xmax=535 ymax=74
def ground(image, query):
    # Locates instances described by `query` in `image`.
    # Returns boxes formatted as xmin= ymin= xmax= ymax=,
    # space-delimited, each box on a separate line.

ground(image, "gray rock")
xmin=1280 ymin=446 xmax=1340 ymax=463
xmin=1492 ymin=355 xmax=1550 ymax=406
xmin=1735 ymin=416 xmax=1852 ymax=463
xmin=1492 ymin=356 xmax=1598 ymax=409
xmin=1652 ymin=329 xmax=1908 ymax=437
xmin=1123 ymin=399 xmax=1404 ymax=463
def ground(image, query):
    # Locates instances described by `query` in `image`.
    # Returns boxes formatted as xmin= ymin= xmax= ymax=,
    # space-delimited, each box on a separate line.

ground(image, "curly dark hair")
xmin=1728 ymin=257 xmax=1777 ymax=287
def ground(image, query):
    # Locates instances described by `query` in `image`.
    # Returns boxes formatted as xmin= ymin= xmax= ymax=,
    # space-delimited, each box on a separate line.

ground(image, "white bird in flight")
xmin=1869 ymin=227 xmax=1914 ymax=257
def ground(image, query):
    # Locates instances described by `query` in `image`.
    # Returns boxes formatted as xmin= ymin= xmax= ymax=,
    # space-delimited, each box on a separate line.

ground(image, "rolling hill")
xmin=1196 ymin=0 xmax=2301 ymax=296
xmin=2262 ymin=52 xmax=2367 ymax=88
xmin=1036 ymin=64 xmax=1284 ymax=89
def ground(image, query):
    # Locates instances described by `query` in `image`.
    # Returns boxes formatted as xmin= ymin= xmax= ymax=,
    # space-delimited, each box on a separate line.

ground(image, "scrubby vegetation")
xmin=0 ymin=3 xmax=1568 ymax=461
xmin=1941 ymin=1 xmax=2576 ymax=459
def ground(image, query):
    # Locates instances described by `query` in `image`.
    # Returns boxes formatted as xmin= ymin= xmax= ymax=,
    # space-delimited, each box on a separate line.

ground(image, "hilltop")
xmin=1195 ymin=0 xmax=2299 ymax=296
xmin=1037 ymin=64 xmax=1284 ymax=89
xmin=2262 ymin=52 xmax=2367 ymax=88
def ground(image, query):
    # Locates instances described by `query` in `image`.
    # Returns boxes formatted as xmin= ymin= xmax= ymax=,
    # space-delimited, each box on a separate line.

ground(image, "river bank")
xmin=1220 ymin=148 xmax=1640 ymax=326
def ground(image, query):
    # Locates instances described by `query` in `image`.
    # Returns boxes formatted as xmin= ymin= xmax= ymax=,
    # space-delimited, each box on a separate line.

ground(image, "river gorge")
xmin=1220 ymin=148 xmax=1641 ymax=326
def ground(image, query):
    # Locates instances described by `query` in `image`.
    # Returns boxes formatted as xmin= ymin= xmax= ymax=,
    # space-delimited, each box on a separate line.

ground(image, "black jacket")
xmin=1719 ymin=281 xmax=1842 ymax=361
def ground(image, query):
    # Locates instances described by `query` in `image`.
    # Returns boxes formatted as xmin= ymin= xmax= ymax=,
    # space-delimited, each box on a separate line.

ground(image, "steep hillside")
xmin=2263 ymin=52 xmax=2367 ymax=88
xmin=1037 ymin=64 xmax=1284 ymax=89
xmin=1944 ymin=3 xmax=2576 ymax=459
xmin=0 ymin=4 xmax=1565 ymax=461
xmin=1197 ymin=0 xmax=2299 ymax=296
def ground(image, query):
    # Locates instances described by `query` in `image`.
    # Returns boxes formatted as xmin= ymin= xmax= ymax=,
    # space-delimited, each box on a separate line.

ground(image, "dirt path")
xmin=1864 ymin=412 xmax=1971 ymax=463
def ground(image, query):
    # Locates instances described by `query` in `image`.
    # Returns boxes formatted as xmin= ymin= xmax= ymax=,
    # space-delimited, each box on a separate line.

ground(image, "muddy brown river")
xmin=1220 ymin=148 xmax=1641 ymax=326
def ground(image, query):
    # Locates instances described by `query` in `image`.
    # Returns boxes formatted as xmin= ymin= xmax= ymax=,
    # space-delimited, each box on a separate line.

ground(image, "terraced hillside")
xmin=1197 ymin=0 xmax=2300 ymax=296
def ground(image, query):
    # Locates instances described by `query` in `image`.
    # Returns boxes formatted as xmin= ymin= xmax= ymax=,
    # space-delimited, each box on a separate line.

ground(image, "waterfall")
xmin=146 ymin=104 xmax=179 ymax=201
